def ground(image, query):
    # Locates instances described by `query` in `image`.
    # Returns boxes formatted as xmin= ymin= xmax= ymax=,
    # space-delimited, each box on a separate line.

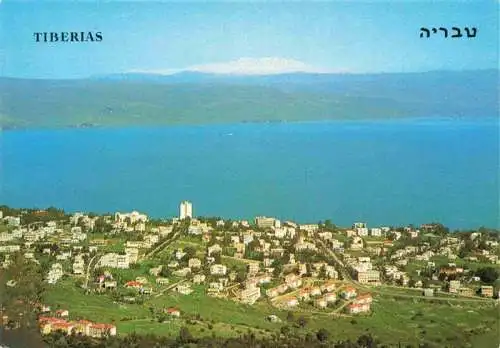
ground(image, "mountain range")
xmin=0 ymin=70 xmax=497 ymax=129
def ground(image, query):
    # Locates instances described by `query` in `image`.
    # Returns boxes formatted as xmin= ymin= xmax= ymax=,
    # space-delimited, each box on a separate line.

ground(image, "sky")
xmin=0 ymin=1 xmax=498 ymax=78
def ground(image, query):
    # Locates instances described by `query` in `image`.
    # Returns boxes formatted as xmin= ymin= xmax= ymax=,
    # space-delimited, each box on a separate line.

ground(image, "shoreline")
xmin=1 ymin=115 xmax=498 ymax=133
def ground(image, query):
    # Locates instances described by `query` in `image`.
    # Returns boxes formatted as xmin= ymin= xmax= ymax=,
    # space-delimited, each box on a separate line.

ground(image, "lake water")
xmin=1 ymin=119 xmax=498 ymax=230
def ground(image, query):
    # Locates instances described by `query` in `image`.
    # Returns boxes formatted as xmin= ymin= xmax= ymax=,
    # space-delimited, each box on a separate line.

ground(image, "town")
xmin=0 ymin=202 xmax=498 ymax=347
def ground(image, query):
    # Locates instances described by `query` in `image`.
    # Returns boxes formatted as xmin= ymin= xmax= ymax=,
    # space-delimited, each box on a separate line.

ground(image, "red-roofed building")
xmin=320 ymin=281 xmax=336 ymax=293
xmin=354 ymin=293 xmax=373 ymax=305
xmin=50 ymin=321 xmax=74 ymax=335
xmin=125 ymin=281 xmax=143 ymax=289
xmin=73 ymin=320 xmax=93 ymax=336
xmin=38 ymin=316 xmax=67 ymax=335
xmin=297 ymin=287 xmax=311 ymax=301
xmin=165 ymin=307 xmax=181 ymax=317
xmin=310 ymin=286 xmax=322 ymax=297
xmin=38 ymin=316 xmax=65 ymax=324
xmin=323 ymin=292 xmax=337 ymax=303
xmin=347 ymin=302 xmax=370 ymax=314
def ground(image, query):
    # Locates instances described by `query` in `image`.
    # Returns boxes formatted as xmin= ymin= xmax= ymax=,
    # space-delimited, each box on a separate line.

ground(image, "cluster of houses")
xmin=275 ymin=279 xmax=339 ymax=309
xmin=38 ymin=309 xmax=117 ymax=338
xmin=345 ymin=291 xmax=373 ymax=314
xmin=272 ymin=279 xmax=373 ymax=315
xmin=1 ymin=207 xmax=499 ymax=330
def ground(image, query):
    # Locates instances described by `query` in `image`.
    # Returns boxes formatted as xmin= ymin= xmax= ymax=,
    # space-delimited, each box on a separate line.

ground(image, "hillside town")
xmin=0 ymin=202 xmax=499 ymax=341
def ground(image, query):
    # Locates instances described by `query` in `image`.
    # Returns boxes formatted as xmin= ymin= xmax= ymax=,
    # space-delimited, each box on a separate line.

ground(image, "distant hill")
xmin=0 ymin=70 xmax=498 ymax=129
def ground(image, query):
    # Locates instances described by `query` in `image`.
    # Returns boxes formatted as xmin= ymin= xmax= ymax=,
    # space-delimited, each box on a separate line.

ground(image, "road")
xmin=368 ymin=286 xmax=495 ymax=303
xmin=152 ymin=279 xmax=188 ymax=298
xmin=143 ymin=230 xmax=181 ymax=260
xmin=316 ymin=239 xmax=355 ymax=284
xmin=83 ymin=253 xmax=101 ymax=289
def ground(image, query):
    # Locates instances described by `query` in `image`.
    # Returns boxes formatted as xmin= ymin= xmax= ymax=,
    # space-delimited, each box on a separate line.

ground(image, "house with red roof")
xmin=383 ymin=240 xmax=394 ymax=247
xmin=165 ymin=307 xmax=181 ymax=317
xmin=323 ymin=292 xmax=337 ymax=303
xmin=297 ymin=287 xmax=311 ymax=301
xmin=73 ymin=320 xmax=93 ymax=336
xmin=354 ymin=293 xmax=373 ymax=305
xmin=125 ymin=280 xmax=143 ymax=289
xmin=38 ymin=316 xmax=67 ymax=334
xmin=347 ymin=302 xmax=370 ymax=314
xmin=320 ymin=281 xmax=336 ymax=293
xmin=310 ymin=286 xmax=322 ymax=297
xmin=50 ymin=321 xmax=74 ymax=335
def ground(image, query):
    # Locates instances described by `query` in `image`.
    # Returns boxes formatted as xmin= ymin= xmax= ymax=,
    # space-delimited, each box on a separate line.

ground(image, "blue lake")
xmin=1 ymin=118 xmax=498 ymax=229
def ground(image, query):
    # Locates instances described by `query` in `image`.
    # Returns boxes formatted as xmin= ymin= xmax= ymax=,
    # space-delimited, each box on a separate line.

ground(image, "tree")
xmin=272 ymin=260 xmax=283 ymax=278
xmin=159 ymin=267 xmax=171 ymax=278
xmin=357 ymin=333 xmax=377 ymax=348
xmin=0 ymin=252 xmax=45 ymax=329
xmin=296 ymin=316 xmax=308 ymax=328
xmin=286 ymin=311 xmax=295 ymax=322
xmin=280 ymin=325 xmax=290 ymax=337
xmin=213 ymin=252 xmax=221 ymax=264
xmin=324 ymin=219 xmax=335 ymax=231
xmin=476 ymin=267 xmax=500 ymax=284
xmin=316 ymin=328 xmax=329 ymax=342
xmin=318 ymin=265 xmax=327 ymax=279
xmin=235 ymin=269 xmax=248 ymax=283
xmin=183 ymin=246 xmax=197 ymax=260
xmin=178 ymin=326 xmax=193 ymax=344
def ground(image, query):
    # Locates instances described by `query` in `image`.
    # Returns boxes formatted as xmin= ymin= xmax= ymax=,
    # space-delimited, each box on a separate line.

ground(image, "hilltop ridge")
xmin=1 ymin=70 xmax=498 ymax=129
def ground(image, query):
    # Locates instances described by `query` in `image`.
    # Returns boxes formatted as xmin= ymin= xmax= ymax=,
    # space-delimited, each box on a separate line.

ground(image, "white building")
xmin=125 ymin=247 xmax=139 ymax=264
xmin=4 ymin=216 xmax=21 ymax=226
xmin=370 ymin=228 xmax=382 ymax=237
xmin=239 ymin=286 xmax=261 ymax=305
xmin=97 ymin=253 xmax=130 ymax=269
xmin=47 ymin=263 xmax=64 ymax=284
xmin=210 ymin=264 xmax=227 ymax=276
xmin=188 ymin=258 xmax=202 ymax=269
xmin=255 ymin=216 xmax=276 ymax=228
xmin=0 ymin=245 xmax=21 ymax=253
xmin=179 ymin=201 xmax=193 ymax=220
xmin=356 ymin=228 xmax=369 ymax=236
xmin=115 ymin=211 xmax=148 ymax=224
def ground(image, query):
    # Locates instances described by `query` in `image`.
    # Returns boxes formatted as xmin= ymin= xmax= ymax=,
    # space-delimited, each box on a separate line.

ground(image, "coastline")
xmin=1 ymin=115 xmax=498 ymax=133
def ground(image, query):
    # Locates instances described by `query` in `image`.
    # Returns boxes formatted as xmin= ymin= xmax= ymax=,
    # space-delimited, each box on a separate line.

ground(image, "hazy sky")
xmin=1 ymin=1 xmax=498 ymax=78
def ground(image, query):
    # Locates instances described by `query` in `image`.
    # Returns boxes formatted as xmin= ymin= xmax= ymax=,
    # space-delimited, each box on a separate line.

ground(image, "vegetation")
xmin=0 ymin=253 xmax=46 ymax=329
xmin=37 ymin=329 xmax=404 ymax=348
xmin=2 ymin=70 xmax=498 ymax=129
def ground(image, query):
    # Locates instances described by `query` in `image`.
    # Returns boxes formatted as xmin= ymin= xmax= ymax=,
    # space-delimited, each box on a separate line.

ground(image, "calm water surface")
xmin=1 ymin=119 xmax=498 ymax=229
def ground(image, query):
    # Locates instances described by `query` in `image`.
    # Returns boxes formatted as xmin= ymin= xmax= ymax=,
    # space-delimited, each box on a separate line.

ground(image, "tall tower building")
xmin=179 ymin=201 xmax=193 ymax=219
